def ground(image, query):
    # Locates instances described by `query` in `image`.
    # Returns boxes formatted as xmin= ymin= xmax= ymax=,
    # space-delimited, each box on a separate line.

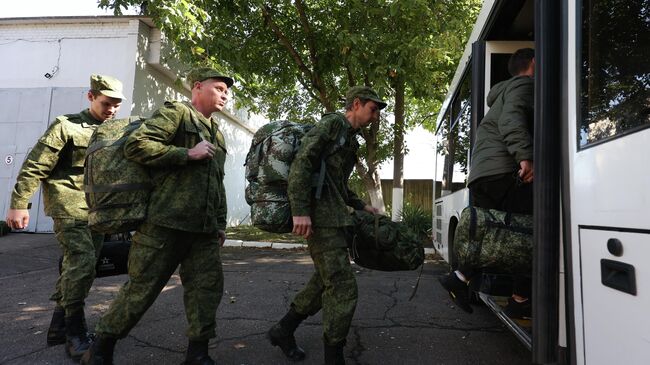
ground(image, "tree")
xmin=101 ymin=0 xmax=480 ymax=211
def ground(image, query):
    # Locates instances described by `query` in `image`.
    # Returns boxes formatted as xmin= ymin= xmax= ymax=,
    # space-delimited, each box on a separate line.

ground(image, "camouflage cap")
xmin=187 ymin=67 xmax=234 ymax=88
xmin=90 ymin=74 xmax=126 ymax=100
xmin=345 ymin=86 xmax=387 ymax=110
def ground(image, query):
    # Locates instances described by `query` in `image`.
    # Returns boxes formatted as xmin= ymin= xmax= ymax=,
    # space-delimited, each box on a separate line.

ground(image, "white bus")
xmin=432 ymin=0 xmax=649 ymax=364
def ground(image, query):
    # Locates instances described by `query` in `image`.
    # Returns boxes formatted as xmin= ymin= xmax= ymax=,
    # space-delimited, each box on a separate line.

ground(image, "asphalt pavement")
xmin=0 ymin=232 xmax=531 ymax=365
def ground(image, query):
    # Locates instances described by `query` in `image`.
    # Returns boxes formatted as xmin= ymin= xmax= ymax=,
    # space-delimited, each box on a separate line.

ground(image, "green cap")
xmin=90 ymin=74 xmax=126 ymax=100
xmin=187 ymin=67 xmax=234 ymax=88
xmin=345 ymin=85 xmax=387 ymax=110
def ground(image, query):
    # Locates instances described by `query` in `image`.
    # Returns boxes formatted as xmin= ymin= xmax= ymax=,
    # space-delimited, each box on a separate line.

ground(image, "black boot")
xmin=47 ymin=305 xmax=66 ymax=346
xmin=65 ymin=310 xmax=92 ymax=361
xmin=267 ymin=307 xmax=307 ymax=361
xmin=324 ymin=341 xmax=345 ymax=365
xmin=80 ymin=335 xmax=116 ymax=365
xmin=181 ymin=340 xmax=215 ymax=365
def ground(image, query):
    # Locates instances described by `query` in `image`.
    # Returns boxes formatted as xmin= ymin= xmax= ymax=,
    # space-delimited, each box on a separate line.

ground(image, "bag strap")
xmin=315 ymin=126 xmax=348 ymax=199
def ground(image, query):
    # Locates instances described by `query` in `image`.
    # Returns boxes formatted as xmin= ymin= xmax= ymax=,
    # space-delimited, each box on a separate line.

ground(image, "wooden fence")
xmin=380 ymin=179 xmax=434 ymax=214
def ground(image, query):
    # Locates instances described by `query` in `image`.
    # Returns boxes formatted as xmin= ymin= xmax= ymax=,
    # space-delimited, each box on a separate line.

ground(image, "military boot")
xmin=267 ymin=307 xmax=308 ymax=361
xmin=80 ymin=335 xmax=116 ymax=365
xmin=65 ymin=310 xmax=93 ymax=361
xmin=47 ymin=305 xmax=66 ymax=346
xmin=324 ymin=341 xmax=346 ymax=365
xmin=181 ymin=340 xmax=215 ymax=365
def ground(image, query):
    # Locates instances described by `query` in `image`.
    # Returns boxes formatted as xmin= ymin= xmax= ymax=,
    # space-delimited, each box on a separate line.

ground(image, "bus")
xmin=432 ymin=0 xmax=649 ymax=364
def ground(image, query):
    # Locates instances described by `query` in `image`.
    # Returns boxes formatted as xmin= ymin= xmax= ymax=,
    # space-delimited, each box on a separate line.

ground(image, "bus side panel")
xmin=433 ymin=188 xmax=469 ymax=263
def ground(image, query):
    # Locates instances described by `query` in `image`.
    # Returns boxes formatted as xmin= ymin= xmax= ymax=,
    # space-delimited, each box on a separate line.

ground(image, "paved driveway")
xmin=0 ymin=233 xmax=531 ymax=364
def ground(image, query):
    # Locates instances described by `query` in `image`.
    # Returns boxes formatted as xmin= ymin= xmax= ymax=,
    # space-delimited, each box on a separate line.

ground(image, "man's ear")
xmin=86 ymin=91 xmax=95 ymax=102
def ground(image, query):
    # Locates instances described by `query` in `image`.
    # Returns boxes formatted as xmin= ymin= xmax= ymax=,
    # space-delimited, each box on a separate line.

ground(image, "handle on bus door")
xmin=600 ymin=259 xmax=636 ymax=296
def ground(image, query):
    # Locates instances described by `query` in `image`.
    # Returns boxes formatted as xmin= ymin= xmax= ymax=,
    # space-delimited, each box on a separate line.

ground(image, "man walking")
xmin=5 ymin=74 xmax=125 ymax=360
xmin=82 ymin=67 xmax=232 ymax=365
xmin=267 ymin=86 xmax=386 ymax=365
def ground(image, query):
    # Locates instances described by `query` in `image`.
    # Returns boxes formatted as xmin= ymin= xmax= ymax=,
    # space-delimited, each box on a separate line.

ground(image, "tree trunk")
xmin=356 ymin=160 xmax=385 ymax=212
xmin=441 ymin=128 xmax=457 ymax=192
xmin=391 ymin=77 xmax=405 ymax=221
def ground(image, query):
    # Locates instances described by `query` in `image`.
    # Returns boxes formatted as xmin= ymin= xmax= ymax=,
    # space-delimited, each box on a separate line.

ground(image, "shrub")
xmin=398 ymin=202 xmax=432 ymax=242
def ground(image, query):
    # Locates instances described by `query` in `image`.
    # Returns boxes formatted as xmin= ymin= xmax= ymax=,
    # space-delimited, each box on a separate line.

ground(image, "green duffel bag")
xmin=349 ymin=210 xmax=424 ymax=271
xmin=454 ymin=206 xmax=533 ymax=275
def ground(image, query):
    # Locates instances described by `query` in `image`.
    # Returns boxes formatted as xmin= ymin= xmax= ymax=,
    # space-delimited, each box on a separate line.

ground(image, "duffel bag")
xmin=350 ymin=210 xmax=424 ymax=271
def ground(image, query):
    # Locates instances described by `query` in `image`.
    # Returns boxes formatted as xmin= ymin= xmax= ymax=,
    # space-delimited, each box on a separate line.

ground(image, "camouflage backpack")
xmin=84 ymin=116 xmax=152 ymax=233
xmin=454 ymin=206 xmax=533 ymax=275
xmin=349 ymin=210 xmax=425 ymax=271
xmin=244 ymin=120 xmax=346 ymax=233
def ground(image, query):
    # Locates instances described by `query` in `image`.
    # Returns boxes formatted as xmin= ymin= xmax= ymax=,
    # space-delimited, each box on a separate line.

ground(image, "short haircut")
xmin=508 ymin=48 xmax=535 ymax=76
xmin=89 ymin=90 xmax=102 ymax=97
xmin=345 ymin=97 xmax=370 ymax=111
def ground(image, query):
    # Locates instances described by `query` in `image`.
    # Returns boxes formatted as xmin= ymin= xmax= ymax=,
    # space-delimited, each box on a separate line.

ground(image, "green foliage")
xmin=398 ymin=201 xmax=432 ymax=242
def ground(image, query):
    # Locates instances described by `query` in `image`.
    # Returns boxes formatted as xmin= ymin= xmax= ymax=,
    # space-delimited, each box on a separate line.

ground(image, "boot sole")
xmin=266 ymin=331 xmax=306 ymax=362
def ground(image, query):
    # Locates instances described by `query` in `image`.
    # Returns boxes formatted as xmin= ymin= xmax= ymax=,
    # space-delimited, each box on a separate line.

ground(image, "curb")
xmin=225 ymin=239 xmax=437 ymax=255
xmin=224 ymin=239 xmax=305 ymax=250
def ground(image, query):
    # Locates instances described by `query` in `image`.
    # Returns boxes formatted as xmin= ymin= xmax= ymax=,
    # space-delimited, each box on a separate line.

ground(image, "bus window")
xmin=579 ymin=0 xmax=650 ymax=148
xmin=436 ymin=71 xmax=472 ymax=196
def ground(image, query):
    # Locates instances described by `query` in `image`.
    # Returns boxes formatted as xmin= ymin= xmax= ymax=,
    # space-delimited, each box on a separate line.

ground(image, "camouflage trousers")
xmin=95 ymin=223 xmax=223 ymax=340
xmin=292 ymin=227 xmax=357 ymax=346
xmin=50 ymin=218 xmax=104 ymax=317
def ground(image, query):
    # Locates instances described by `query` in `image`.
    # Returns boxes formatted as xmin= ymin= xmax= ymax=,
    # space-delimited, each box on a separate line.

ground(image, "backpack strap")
xmin=314 ymin=125 xmax=348 ymax=199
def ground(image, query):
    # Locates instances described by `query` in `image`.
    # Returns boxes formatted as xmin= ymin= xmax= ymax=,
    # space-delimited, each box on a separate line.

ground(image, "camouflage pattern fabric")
xmin=292 ymin=228 xmax=357 ymax=346
xmin=288 ymin=113 xmax=366 ymax=227
xmin=454 ymin=206 xmax=533 ymax=274
xmin=10 ymin=110 xmax=102 ymax=219
xmin=123 ymin=101 xmax=228 ymax=233
xmin=84 ymin=116 xmax=151 ymax=233
xmin=349 ymin=210 xmax=424 ymax=271
xmin=95 ymin=223 xmax=224 ymax=340
xmin=244 ymin=121 xmax=313 ymax=233
xmin=49 ymin=218 xmax=104 ymax=316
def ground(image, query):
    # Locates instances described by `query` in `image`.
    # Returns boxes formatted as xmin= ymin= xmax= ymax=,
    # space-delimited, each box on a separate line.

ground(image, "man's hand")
xmin=188 ymin=140 xmax=216 ymax=161
xmin=217 ymin=230 xmax=226 ymax=247
xmin=6 ymin=209 xmax=30 ymax=230
xmin=363 ymin=205 xmax=380 ymax=214
xmin=292 ymin=216 xmax=313 ymax=239
xmin=518 ymin=160 xmax=534 ymax=184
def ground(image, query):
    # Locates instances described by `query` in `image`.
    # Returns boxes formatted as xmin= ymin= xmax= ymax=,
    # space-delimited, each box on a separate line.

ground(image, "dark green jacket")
xmin=10 ymin=109 xmax=102 ymax=219
xmin=468 ymin=76 xmax=534 ymax=184
xmin=124 ymin=101 xmax=228 ymax=233
xmin=288 ymin=112 xmax=366 ymax=227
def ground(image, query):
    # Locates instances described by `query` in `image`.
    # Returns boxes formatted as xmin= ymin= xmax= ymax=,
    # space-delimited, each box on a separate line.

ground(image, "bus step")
xmin=478 ymin=292 xmax=532 ymax=351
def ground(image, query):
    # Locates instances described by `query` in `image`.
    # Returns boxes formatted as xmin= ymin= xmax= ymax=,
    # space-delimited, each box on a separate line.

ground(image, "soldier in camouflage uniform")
xmin=267 ymin=86 xmax=387 ymax=365
xmin=5 ymin=75 xmax=125 ymax=360
xmin=81 ymin=68 xmax=232 ymax=365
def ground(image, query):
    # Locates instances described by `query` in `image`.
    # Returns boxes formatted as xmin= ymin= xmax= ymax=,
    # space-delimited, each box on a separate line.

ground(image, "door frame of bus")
xmin=533 ymin=0 xmax=569 ymax=364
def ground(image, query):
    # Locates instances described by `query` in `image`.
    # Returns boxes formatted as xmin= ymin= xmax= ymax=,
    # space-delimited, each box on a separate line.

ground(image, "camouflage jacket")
xmin=288 ymin=112 xmax=366 ymax=227
xmin=124 ymin=101 xmax=228 ymax=233
xmin=10 ymin=109 xmax=102 ymax=219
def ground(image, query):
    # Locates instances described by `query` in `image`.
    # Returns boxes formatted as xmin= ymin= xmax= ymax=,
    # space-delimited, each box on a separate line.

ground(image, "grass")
xmin=225 ymin=225 xmax=306 ymax=244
